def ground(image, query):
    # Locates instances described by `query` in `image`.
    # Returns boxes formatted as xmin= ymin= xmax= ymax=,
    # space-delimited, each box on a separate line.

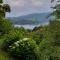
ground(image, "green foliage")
xmin=0 ymin=50 xmax=13 ymax=60
xmin=39 ymin=20 xmax=60 ymax=60
xmin=0 ymin=0 xmax=11 ymax=18
xmin=0 ymin=0 xmax=60 ymax=59
xmin=2 ymin=27 xmax=26 ymax=50
xmin=0 ymin=0 xmax=3 ymax=3
xmin=7 ymin=38 xmax=39 ymax=60
xmin=50 ymin=0 xmax=60 ymax=19
xmin=48 ymin=20 xmax=60 ymax=46
xmin=0 ymin=20 xmax=60 ymax=60
xmin=29 ymin=25 xmax=48 ymax=45
xmin=0 ymin=0 xmax=11 ymax=34
xmin=0 ymin=19 xmax=59 ymax=60
xmin=0 ymin=19 xmax=13 ymax=35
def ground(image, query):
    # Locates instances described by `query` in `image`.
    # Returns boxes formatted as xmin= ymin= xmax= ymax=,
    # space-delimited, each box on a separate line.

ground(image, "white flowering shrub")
xmin=7 ymin=38 xmax=39 ymax=60
xmin=2 ymin=28 xmax=26 ymax=50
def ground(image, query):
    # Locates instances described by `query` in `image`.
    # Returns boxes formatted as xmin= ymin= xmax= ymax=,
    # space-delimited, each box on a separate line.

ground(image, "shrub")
xmin=0 ymin=19 xmax=13 ymax=35
xmin=7 ymin=38 xmax=40 ymax=60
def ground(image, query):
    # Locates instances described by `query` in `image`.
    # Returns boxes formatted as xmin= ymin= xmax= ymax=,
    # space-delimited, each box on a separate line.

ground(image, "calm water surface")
xmin=14 ymin=22 xmax=49 ymax=29
xmin=14 ymin=25 xmax=37 ymax=29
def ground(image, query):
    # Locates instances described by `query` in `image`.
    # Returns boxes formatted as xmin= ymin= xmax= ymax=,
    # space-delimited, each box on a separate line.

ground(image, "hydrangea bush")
xmin=5 ymin=37 xmax=40 ymax=60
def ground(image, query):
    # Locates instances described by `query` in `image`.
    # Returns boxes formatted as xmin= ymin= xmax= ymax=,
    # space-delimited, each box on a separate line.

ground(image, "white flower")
xmin=9 ymin=46 xmax=12 ymax=48
xmin=14 ymin=41 xmax=20 ymax=46
xmin=20 ymin=40 xmax=23 ymax=42
xmin=12 ymin=46 xmax=15 ymax=49
xmin=23 ymin=38 xmax=29 ymax=41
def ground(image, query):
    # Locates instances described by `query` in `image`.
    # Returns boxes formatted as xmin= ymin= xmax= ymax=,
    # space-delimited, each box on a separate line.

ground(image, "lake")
xmin=14 ymin=25 xmax=38 ymax=29
xmin=14 ymin=22 xmax=49 ymax=29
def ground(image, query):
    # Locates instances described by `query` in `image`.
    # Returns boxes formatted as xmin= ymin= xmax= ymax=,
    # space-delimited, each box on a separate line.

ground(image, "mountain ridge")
xmin=8 ymin=13 xmax=49 ymax=25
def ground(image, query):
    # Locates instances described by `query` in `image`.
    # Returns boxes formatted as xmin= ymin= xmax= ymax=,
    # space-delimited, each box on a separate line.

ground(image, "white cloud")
xmin=4 ymin=0 xmax=27 ymax=7
xmin=30 ymin=0 xmax=43 ymax=7
xmin=4 ymin=0 xmax=52 ymax=17
xmin=4 ymin=0 xmax=51 ymax=8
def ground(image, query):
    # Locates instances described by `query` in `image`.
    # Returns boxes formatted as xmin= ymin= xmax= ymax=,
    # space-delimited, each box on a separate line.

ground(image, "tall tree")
xmin=0 ymin=0 xmax=12 ymax=34
xmin=0 ymin=0 xmax=11 ymax=18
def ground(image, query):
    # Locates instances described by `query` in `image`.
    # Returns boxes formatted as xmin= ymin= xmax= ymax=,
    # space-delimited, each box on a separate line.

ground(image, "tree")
xmin=51 ymin=0 xmax=60 ymax=19
xmin=0 ymin=0 xmax=12 ymax=35
xmin=0 ymin=19 xmax=13 ymax=35
xmin=0 ymin=0 xmax=11 ymax=18
xmin=0 ymin=0 xmax=3 ymax=3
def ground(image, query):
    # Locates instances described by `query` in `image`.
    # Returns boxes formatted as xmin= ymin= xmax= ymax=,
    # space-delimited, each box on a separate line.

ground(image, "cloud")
xmin=4 ymin=0 xmax=52 ymax=17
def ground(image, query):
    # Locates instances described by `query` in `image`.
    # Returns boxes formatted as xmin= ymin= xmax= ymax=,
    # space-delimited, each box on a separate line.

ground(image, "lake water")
xmin=14 ymin=22 xmax=49 ymax=29
xmin=14 ymin=25 xmax=38 ymax=29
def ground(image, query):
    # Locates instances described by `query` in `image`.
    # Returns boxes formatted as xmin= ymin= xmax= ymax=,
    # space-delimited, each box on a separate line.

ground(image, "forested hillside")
xmin=8 ymin=13 xmax=49 ymax=25
xmin=0 ymin=0 xmax=60 ymax=60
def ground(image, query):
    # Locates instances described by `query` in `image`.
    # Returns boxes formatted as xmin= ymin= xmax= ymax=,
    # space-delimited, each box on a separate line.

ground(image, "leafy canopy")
xmin=0 ymin=0 xmax=11 ymax=18
xmin=51 ymin=0 xmax=60 ymax=19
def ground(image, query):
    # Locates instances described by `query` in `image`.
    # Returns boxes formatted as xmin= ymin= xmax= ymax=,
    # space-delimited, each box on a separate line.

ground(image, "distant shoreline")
xmin=14 ymin=22 xmax=49 ymax=29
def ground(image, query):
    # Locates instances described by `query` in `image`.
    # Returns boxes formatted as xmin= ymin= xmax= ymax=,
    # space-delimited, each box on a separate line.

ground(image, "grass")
xmin=0 ymin=36 xmax=14 ymax=60
xmin=0 ymin=50 xmax=13 ymax=60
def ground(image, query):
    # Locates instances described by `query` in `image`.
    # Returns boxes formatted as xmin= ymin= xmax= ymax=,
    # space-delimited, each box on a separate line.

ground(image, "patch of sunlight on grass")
xmin=0 ymin=37 xmax=5 ymax=48
xmin=0 ymin=51 xmax=14 ymax=60
xmin=0 ymin=37 xmax=14 ymax=60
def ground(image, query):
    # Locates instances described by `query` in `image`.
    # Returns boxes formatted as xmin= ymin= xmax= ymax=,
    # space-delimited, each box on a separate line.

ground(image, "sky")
xmin=4 ymin=0 xmax=52 ymax=17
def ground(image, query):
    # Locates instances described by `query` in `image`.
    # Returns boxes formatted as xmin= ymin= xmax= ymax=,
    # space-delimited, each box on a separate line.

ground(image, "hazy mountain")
xmin=8 ymin=13 xmax=49 ymax=25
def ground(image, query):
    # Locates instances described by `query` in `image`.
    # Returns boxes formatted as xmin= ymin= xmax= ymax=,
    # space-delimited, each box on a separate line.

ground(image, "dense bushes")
xmin=0 ymin=0 xmax=60 ymax=60
xmin=39 ymin=20 xmax=60 ymax=60
xmin=2 ymin=27 xmax=40 ymax=60
xmin=3 ymin=27 xmax=28 ymax=50
xmin=7 ymin=38 xmax=40 ymax=60
xmin=0 ymin=19 xmax=60 ymax=60
xmin=0 ymin=19 xmax=13 ymax=35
